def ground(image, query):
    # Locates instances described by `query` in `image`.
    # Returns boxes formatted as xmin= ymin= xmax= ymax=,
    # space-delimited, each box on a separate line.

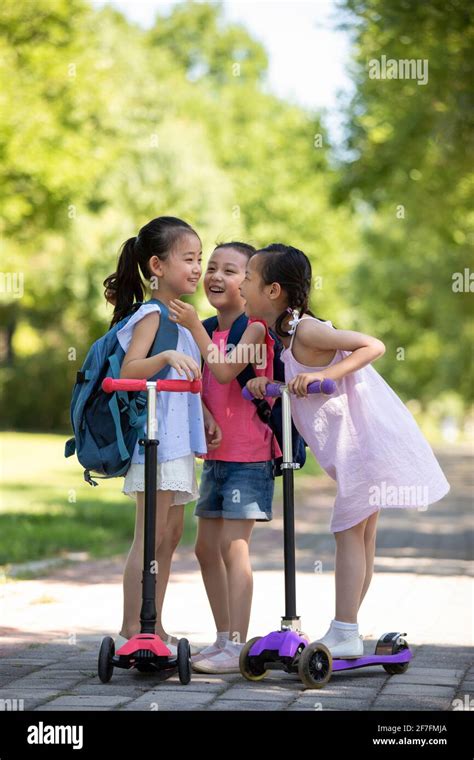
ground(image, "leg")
xmin=220 ymin=519 xmax=255 ymax=643
xmin=155 ymin=505 xmax=185 ymax=639
xmin=195 ymin=517 xmax=230 ymax=633
xmin=358 ymin=510 xmax=379 ymax=610
xmin=334 ymin=516 xmax=368 ymax=624
xmin=120 ymin=489 xmax=174 ymax=639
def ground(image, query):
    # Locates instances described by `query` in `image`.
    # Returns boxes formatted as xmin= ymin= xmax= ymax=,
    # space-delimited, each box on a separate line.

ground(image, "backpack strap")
xmin=203 ymin=313 xmax=257 ymax=386
xmin=202 ymin=315 xmax=219 ymax=337
xmin=202 ymin=316 xmax=219 ymax=371
xmin=225 ymin=314 xmax=274 ymax=427
xmin=106 ymin=353 xmax=137 ymax=462
xmin=201 ymin=313 xmax=273 ymax=428
xmin=146 ymin=298 xmax=179 ymax=381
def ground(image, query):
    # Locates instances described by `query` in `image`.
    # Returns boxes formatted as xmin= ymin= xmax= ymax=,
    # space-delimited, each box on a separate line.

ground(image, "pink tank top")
xmin=202 ymin=319 xmax=282 ymax=462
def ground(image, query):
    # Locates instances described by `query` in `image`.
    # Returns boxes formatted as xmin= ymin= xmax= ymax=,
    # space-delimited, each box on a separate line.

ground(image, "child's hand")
xmin=164 ymin=350 xmax=202 ymax=381
xmin=287 ymin=372 xmax=326 ymax=398
xmin=169 ymin=299 xmax=200 ymax=331
xmin=246 ymin=376 xmax=272 ymax=400
xmin=204 ymin=415 xmax=222 ymax=450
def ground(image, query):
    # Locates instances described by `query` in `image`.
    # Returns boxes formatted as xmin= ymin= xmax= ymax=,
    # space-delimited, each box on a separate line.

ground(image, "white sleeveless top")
xmin=117 ymin=303 xmax=207 ymax=464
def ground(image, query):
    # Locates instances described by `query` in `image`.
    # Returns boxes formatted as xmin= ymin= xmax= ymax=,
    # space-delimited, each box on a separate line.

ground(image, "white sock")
xmin=225 ymin=639 xmax=244 ymax=653
xmin=318 ymin=619 xmax=359 ymax=646
xmin=215 ymin=631 xmax=229 ymax=648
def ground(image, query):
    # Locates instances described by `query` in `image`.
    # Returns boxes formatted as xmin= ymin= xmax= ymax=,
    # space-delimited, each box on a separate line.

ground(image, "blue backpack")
xmin=202 ymin=314 xmax=307 ymax=476
xmin=64 ymin=298 xmax=178 ymax=486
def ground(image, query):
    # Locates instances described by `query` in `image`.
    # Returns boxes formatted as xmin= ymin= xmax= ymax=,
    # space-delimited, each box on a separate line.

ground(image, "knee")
xmin=168 ymin=523 xmax=183 ymax=549
xmin=364 ymin=527 xmax=377 ymax=546
xmin=154 ymin=527 xmax=168 ymax=551
xmin=364 ymin=513 xmax=379 ymax=544
xmin=195 ymin=539 xmax=220 ymax=567
xmin=335 ymin=520 xmax=366 ymax=541
xmin=157 ymin=525 xmax=182 ymax=554
xmin=221 ymin=538 xmax=247 ymax=568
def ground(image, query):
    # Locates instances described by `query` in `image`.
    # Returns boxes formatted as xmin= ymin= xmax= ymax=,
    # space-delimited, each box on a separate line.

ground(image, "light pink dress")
xmin=281 ymin=316 xmax=450 ymax=533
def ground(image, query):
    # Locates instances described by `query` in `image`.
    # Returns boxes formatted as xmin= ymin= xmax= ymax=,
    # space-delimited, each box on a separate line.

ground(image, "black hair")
xmin=254 ymin=243 xmax=318 ymax=338
xmin=103 ymin=216 xmax=199 ymax=327
xmin=213 ymin=241 xmax=256 ymax=259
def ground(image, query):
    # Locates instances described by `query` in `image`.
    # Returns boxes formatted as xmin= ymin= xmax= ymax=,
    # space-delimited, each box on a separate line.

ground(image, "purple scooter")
xmin=239 ymin=380 xmax=412 ymax=689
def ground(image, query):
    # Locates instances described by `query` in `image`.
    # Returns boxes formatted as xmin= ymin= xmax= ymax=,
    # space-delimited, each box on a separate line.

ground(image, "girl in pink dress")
xmin=241 ymin=243 xmax=450 ymax=658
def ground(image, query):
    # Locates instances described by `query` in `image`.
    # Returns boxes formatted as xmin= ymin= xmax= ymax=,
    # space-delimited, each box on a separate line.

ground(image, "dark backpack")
xmin=202 ymin=313 xmax=307 ymax=476
xmin=64 ymin=298 xmax=178 ymax=486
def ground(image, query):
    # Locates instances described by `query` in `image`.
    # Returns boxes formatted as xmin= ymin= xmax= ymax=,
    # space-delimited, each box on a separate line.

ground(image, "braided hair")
xmin=254 ymin=243 xmax=319 ymax=338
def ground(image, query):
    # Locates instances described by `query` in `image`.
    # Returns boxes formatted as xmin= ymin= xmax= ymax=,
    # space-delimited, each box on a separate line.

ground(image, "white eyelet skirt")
xmin=122 ymin=453 xmax=200 ymax=506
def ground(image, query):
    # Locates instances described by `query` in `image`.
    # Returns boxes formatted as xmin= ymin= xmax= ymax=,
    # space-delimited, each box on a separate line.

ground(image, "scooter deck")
xmin=248 ymin=630 xmax=412 ymax=672
xmin=331 ymin=649 xmax=412 ymax=671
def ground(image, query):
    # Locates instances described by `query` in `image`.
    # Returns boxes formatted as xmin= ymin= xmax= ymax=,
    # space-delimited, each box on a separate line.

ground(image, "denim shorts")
xmin=194 ymin=460 xmax=275 ymax=522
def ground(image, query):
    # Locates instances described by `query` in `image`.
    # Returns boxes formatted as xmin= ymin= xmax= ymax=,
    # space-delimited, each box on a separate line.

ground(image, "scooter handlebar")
xmin=102 ymin=378 xmax=202 ymax=394
xmin=242 ymin=378 xmax=336 ymax=400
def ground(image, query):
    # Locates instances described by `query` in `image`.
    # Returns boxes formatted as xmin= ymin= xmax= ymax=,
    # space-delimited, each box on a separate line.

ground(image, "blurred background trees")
xmin=0 ymin=0 xmax=471 ymax=436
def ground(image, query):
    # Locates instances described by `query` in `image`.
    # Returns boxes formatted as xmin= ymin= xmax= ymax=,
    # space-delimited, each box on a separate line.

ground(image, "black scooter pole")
xmin=280 ymin=386 xmax=300 ymax=628
xmin=139 ymin=383 xmax=159 ymax=635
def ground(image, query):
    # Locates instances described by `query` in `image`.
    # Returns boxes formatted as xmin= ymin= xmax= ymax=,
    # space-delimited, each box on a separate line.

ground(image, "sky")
xmin=97 ymin=0 xmax=354 ymax=140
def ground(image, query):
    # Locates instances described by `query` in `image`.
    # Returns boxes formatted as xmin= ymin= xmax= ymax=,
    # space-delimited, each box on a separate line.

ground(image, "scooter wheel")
xmin=98 ymin=636 xmax=115 ymax=683
xmin=239 ymin=637 xmax=268 ymax=681
xmin=298 ymin=642 xmax=332 ymax=689
xmin=375 ymin=632 xmax=410 ymax=675
xmin=177 ymin=638 xmax=191 ymax=685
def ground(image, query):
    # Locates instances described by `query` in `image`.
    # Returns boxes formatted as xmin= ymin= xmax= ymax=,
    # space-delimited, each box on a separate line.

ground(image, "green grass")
xmin=0 ymin=431 xmax=198 ymax=567
xmin=0 ymin=431 xmax=326 ymax=568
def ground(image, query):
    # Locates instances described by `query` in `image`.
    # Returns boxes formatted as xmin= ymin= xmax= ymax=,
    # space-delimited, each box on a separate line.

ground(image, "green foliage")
xmin=335 ymin=0 xmax=473 ymax=403
xmin=0 ymin=0 xmax=470 ymax=434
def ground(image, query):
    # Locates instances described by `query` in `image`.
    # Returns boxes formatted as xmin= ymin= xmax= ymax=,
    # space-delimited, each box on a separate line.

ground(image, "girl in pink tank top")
xmin=240 ymin=243 xmax=450 ymax=659
xmin=169 ymin=242 xmax=281 ymax=673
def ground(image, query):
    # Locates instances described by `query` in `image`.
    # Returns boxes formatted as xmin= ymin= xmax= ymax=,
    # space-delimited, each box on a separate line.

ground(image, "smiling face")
xmin=204 ymin=247 xmax=249 ymax=310
xmin=149 ymin=231 xmax=202 ymax=296
xmin=239 ymin=254 xmax=270 ymax=320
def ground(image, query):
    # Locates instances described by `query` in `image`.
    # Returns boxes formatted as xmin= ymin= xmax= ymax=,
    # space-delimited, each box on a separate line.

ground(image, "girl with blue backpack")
xmin=103 ymin=217 xmax=222 ymax=655
xmin=168 ymin=242 xmax=285 ymax=673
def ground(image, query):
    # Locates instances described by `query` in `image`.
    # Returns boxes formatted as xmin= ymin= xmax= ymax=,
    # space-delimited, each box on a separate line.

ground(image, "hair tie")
xmin=287 ymin=308 xmax=301 ymax=335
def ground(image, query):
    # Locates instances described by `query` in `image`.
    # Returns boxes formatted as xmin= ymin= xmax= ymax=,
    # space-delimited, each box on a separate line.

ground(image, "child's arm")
xmin=288 ymin=319 xmax=385 ymax=396
xmin=168 ymin=299 xmax=266 ymax=384
xmin=201 ymin=400 xmax=223 ymax=450
xmin=120 ymin=312 xmax=202 ymax=381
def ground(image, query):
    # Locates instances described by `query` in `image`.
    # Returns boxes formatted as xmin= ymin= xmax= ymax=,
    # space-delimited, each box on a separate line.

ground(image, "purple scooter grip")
xmin=242 ymin=378 xmax=336 ymax=400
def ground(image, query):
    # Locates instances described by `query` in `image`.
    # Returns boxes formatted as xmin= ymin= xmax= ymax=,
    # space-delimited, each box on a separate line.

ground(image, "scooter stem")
xmin=281 ymin=386 xmax=300 ymax=627
xmin=140 ymin=382 xmax=160 ymax=634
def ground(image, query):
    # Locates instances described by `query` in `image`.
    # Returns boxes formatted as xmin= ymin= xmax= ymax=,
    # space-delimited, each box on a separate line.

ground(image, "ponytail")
xmin=103 ymin=216 xmax=199 ymax=328
xmin=103 ymin=237 xmax=145 ymax=327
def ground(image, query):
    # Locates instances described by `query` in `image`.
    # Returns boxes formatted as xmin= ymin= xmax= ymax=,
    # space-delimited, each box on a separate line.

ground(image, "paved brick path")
xmin=0 ymin=444 xmax=472 ymax=711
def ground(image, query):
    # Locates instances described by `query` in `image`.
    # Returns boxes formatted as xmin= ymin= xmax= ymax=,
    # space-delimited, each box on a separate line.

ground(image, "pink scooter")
xmin=98 ymin=376 xmax=202 ymax=685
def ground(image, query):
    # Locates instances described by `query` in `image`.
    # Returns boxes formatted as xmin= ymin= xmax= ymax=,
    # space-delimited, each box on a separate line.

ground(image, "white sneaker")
xmin=191 ymin=643 xmax=223 ymax=664
xmin=192 ymin=646 xmax=242 ymax=674
xmin=114 ymin=634 xmax=129 ymax=651
xmin=321 ymin=634 xmax=364 ymax=659
xmin=164 ymin=635 xmax=202 ymax=656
